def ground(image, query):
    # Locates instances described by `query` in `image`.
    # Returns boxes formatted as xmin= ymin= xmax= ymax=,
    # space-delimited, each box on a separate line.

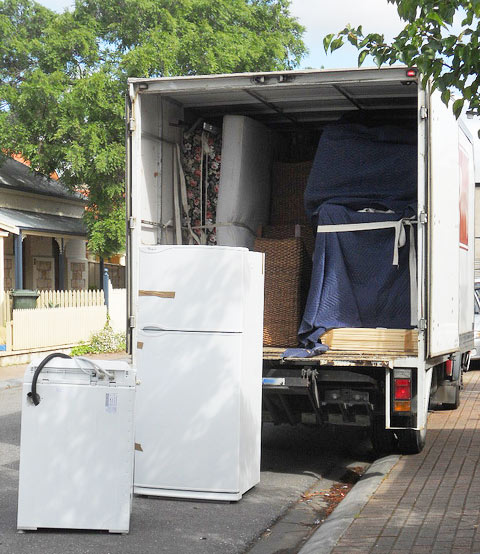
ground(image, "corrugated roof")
xmin=0 ymin=207 xmax=86 ymax=237
xmin=0 ymin=157 xmax=86 ymax=202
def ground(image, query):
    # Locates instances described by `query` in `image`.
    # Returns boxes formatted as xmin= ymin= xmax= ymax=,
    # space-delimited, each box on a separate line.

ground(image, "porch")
xmin=0 ymin=208 xmax=89 ymax=341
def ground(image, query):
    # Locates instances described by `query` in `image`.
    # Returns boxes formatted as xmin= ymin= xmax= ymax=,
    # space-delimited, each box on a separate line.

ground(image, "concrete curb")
xmin=0 ymin=378 xmax=22 ymax=391
xmin=298 ymin=454 xmax=400 ymax=554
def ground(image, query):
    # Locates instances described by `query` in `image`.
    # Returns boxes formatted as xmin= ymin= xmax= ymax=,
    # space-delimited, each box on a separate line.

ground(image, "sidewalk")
xmin=328 ymin=369 xmax=480 ymax=554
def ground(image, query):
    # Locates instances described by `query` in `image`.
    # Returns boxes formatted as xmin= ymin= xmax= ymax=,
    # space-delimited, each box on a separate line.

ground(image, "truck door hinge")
xmin=419 ymin=211 xmax=428 ymax=224
xmin=420 ymin=106 xmax=428 ymax=119
xmin=128 ymin=117 xmax=136 ymax=132
xmin=129 ymin=316 xmax=135 ymax=328
xmin=419 ymin=318 xmax=427 ymax=331
xmin=128 ymin=216 xmax=136 ymax=230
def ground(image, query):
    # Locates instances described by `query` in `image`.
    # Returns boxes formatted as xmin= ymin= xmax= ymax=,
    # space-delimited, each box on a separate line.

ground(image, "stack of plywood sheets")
xmin=320 ymin=328 xmax=418 ymax=355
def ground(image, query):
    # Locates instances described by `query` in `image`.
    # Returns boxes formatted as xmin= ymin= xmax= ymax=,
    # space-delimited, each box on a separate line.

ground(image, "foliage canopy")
xmin=324 ymin=0 xmax=480 ymax=119
xmin=0 ymin=0 xmax=305 ymax=257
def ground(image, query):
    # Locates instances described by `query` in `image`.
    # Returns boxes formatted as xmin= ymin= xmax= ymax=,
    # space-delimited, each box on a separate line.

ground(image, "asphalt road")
xmin=0 ymin=386 xmax=372 ymax=554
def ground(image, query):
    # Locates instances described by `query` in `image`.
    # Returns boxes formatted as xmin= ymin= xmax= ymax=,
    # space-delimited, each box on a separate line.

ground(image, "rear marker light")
xmin=394 ymin=378 xmax=411 ymax=400
xmin=445 ymin=359 xmax=453 ymax=377
xmin=406 ymin=68 xmax=417 ymax=77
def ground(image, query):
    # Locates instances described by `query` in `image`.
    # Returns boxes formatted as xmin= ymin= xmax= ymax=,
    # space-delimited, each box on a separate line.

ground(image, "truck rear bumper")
xmin=262 ymin=367 xmax=380 ymax=427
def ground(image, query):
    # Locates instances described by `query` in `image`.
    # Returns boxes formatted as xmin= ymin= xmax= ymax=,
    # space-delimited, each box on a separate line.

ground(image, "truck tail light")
xmin=394 ymin=377 xmax=411 ymax=412
xmin=394 ymin=378 xmax=411 ymax=400
xmin=445 ymin=359 xmax=453 ymax=377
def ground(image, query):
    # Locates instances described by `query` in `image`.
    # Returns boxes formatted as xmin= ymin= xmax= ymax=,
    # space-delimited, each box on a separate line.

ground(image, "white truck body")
xmin=126 ymin=67 xmax=475 ymax=453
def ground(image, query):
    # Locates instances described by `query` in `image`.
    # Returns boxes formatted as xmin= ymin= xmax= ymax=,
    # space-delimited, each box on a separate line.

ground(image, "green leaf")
xmin=441 ymin=89 xmax=450 ymax=106
xmin=452 ymin=98 xmax=465 ymax=119
xmin=358 ymin=50 xmax=368 ymax=66
xmin=347 ymin=32 xmax=358 ymax=47
xmin=323 ymin=34 xmax=335 ymax=53
xmin=374 ymin=54 xmax=384 ymax=68
xmin=330 ymin=37 xmax=344 ymax=52
xmin=427 ymin=11 xmax=446 ymax=27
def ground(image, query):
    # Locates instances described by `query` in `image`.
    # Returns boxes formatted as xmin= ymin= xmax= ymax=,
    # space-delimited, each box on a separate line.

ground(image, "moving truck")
xmin=126 ymin=67 xmax=475 ymax=454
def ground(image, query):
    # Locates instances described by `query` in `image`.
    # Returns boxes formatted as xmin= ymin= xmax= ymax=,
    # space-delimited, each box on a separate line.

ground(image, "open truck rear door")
xmin=428 ymin=90 xmax=462 ymax=357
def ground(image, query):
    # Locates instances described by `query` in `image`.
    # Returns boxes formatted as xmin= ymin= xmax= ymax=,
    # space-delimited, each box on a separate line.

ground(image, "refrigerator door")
xmin=134 ymin=329 xmax=242 ymax=498
xmin=137 ymin=245 xmax=246 ymax=332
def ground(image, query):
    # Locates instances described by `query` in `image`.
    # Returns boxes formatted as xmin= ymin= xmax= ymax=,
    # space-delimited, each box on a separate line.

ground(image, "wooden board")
xmin=320 ymin=328 xmax=418 ymax=355
xmin=263 ymin=347 xmax=398 ymax=367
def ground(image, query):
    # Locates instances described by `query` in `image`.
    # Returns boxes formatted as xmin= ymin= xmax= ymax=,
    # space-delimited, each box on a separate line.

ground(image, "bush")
xmin=70 ymin=343 xmax=94 ymax=356
xmin=71 ymin=317 xmax=126 ymax=355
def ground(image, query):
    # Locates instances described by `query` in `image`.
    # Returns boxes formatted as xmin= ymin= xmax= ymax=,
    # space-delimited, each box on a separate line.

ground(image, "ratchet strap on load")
xmin=316 ymin=218 xmax=418 ymax=327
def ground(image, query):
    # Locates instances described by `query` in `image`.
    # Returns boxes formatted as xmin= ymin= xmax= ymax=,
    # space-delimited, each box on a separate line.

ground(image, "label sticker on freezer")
xmin=105 ymin=392 xmax=118 ymax=414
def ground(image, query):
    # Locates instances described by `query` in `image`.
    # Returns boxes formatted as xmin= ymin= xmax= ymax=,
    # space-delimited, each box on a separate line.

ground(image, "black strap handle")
xmin=27 ymin=352 xmax=72 ymax=406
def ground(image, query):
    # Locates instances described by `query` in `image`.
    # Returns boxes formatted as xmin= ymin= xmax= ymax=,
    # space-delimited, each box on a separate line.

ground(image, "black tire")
xmin=370 ymin=419 xmax=397 ymax=455
xmin=397 ymin=426 xmax=427 ymax=454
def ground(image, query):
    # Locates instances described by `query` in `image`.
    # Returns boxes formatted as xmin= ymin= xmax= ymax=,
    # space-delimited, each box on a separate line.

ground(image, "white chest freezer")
xmin=17 ymin=355 xmax=136 ymax=533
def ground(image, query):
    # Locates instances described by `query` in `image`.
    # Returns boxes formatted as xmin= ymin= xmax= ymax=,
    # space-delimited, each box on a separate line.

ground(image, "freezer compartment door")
xmin=138 ymin=245 xmax=246 ymax=332
xmin=134 ymin=329 xmax=242 ymax=494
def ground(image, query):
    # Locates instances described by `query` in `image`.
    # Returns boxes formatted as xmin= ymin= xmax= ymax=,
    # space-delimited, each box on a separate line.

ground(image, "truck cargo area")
xmin=127 ymin=67 xmax=475 ymax=455
xmin=129 ymin=67 xmax=420 ymax=354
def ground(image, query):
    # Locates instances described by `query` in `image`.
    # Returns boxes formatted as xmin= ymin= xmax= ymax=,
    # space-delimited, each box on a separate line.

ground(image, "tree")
xmin=0 ymin=0 xmax=306 ymax=258
xmin=324 ymin=0 xmax=480 ymax=119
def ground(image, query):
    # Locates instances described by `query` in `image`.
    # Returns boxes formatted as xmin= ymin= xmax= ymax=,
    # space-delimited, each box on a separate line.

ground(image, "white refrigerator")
xmin=133 ymin=245 xmax=264 ymax=501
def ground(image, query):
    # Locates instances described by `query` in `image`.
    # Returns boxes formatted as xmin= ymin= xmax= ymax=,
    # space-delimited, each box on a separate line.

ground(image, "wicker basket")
xmin=270 ymin=161 xmax=313 ymax=226
xmin=263 ymin=224 xmax=315 ymax=260
xmin=254 ymin=237 xmax=312 ymax=347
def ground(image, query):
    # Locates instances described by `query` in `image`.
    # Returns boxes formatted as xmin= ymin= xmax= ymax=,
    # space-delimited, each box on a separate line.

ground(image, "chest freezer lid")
xmin=24 ymin=357 xmax=136 ymax=387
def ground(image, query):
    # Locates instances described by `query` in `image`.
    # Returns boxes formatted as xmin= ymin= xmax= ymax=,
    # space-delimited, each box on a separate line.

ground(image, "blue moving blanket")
xmin=297 ymin=123 xmax=417 ymax=351
xmin=304 ymin=123 xmax=417 ymax=218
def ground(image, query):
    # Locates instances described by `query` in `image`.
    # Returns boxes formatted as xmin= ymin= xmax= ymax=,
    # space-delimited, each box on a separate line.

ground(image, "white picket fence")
xmin=11 ymin=305 xmax=107 ymax=351
xmin=1 ymin=286 xmax=126 ymax=352
xmin=36 ymin=289 xmax=105 ymax=308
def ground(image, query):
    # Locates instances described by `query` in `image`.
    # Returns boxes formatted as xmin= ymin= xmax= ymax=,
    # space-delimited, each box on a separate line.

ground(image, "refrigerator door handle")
xmin=141 ymin=326 xmax=168 ymax=333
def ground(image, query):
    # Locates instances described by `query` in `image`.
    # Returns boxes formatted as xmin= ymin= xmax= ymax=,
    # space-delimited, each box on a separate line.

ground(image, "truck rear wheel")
xmin=397 ymin=426 xmax=426 ymax=454
xmin=370 ymin=419 xmax=397 ymax=455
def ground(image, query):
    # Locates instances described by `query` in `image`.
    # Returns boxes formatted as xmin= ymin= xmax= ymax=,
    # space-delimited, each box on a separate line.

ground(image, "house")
xmin=0 ymin=156 xmax=89 ymax=305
